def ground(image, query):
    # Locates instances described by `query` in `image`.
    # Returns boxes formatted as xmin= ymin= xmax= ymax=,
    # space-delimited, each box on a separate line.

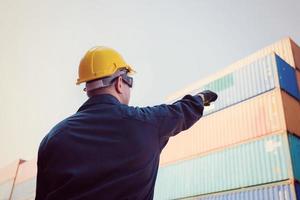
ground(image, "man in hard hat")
xmin=35 ymin=47 xmax=217 ymax=200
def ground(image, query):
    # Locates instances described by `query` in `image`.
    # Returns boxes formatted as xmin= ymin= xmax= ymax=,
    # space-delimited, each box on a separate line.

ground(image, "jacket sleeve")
xmin=151 ymin=94 xmax=204 ymax=139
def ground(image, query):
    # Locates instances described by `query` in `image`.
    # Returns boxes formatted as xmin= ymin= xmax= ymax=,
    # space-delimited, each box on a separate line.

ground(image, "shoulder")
xmin=38 ymin=118 xmax=70 ymax=152
xmin=48 ymin=118 xmax=70 ymax=139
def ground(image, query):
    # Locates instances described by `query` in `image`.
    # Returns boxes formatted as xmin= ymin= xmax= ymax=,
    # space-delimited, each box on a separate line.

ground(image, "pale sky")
xmin=0 ymin=0 xmax=300 ymax=167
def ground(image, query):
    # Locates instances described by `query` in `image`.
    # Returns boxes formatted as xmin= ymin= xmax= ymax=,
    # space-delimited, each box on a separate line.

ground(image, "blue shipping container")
xmin=181 ymin=181 xmax=299 ymax=200
xmin=184 ymin=53 xmax=299 ymax=116
xmin=289 ymin=134 xmax=300 ymax=183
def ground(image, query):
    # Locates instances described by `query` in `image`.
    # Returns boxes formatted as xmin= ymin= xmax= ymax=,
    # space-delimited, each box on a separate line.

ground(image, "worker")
xmin=35 ymin=46 xmax=218 ymax=200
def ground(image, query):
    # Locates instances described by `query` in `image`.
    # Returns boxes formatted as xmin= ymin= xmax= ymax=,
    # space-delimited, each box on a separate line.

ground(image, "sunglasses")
xmin=112 ymin=73 xmax=133 ymax=88
xmin=121 ymin=74 xmax=133 ymax=88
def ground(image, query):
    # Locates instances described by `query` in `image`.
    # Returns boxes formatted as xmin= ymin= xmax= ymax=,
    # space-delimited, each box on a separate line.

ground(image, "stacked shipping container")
xmin=170 ymin=53 xmax=299 ymax=117
xmin=0 ymin=38 xmax=299 ymax=199
xmin=166 ymin=38 xmax=300 ymax=103
xmin=155 ymin=38 xmax=300 ymax=199
xmin=155 ymin=133 xmax=300 ymax=199
xmin=160 ymin=89 xmax=300 ymax=165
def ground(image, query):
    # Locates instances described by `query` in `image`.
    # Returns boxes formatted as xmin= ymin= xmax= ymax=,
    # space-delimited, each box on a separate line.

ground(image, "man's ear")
xmin=115 ymin=76 xmax=123 ymax=94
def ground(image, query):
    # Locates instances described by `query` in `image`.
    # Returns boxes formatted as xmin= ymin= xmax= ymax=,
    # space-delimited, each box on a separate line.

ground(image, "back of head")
xmin=76 ymin=46 xmax=136 ymax=105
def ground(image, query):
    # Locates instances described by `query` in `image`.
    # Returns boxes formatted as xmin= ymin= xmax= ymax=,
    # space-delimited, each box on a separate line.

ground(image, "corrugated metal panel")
xmin=169 ymin=53 xmax=299 ymax=116
xmin=160 ymin=89 xmax=300 ymax=165
xmin=181 ymin=181 xmax=297 ymax=200
xmin=289 ymin=134 xmax=300 ymax=181
xmin=276 ymin=56 xmax=300 ymax=99
xmin=11 ymin=158 xmax=37 ymax=200
xmin=237 ymin=37 xmax=299 ymax=70
xmin=282 ymin=91 xmax=300 ymax=135
xmin=155 ymin=133 xmax=296 ymax=200
xmin=166 ymin=38 xmax=300 ymax=103
xmin=193 ymin=53 xmax=277 ymax=116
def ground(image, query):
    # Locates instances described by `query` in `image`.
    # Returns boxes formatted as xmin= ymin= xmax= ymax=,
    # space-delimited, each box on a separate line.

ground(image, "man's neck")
xmin=88 ymin=89 xmax=122 ymax=103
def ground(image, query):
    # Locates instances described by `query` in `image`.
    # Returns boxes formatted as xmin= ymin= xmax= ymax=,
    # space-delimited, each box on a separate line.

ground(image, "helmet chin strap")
xmin=84 ymin=69 xmax=127 ymax=92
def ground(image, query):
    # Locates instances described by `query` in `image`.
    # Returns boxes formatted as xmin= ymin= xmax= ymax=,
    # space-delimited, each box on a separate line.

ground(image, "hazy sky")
xmin=0 ymin=0 xmax=300 ymax=167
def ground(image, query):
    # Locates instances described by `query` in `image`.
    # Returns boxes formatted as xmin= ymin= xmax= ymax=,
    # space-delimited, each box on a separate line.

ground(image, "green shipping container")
xmin=154 ymin=133 xmax=300 ymax=200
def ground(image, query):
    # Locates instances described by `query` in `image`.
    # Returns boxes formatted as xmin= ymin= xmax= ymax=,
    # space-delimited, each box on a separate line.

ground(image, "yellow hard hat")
xmin=76 ymin=46 xmax=135 ymax=85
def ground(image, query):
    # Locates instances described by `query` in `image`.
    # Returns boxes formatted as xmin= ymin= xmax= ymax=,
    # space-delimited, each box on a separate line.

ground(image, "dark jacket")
xmin=36 ymin=94 xmax=204 ymax=200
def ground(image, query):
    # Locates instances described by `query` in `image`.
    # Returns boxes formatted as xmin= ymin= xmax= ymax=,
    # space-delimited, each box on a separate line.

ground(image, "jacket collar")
xmin=77 ymin=94 xmax=121 ymax=112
